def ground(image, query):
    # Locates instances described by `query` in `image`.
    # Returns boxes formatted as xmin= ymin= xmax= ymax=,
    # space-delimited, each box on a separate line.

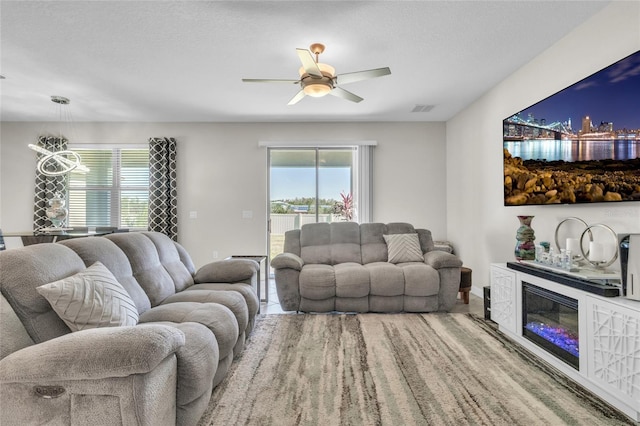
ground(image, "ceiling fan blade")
xmin=287 ymin=89 xmax=306 ymax=105
xmin=296 ymin=48 xmax=322 ymax=78
xmin=329 ymin=87 xmax=363 ymax=103
xmin=242 ymin=78 xmax=299 ymax=84
xmin=335 ymin=67 xmax=391 ymax=85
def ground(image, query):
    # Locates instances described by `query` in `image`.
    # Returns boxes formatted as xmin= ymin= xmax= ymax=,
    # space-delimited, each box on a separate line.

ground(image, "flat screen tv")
xmin=503 ymin=50 xmax=640 ymax=206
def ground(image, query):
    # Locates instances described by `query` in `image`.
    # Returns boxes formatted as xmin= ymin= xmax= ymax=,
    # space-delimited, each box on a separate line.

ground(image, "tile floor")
xmin=260 ymin=278 xmax=485 ymax=316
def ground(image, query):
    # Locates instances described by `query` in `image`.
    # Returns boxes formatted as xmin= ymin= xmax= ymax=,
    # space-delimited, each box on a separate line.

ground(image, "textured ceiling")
xmin=0 ymin=1 xmax=609 ymax=122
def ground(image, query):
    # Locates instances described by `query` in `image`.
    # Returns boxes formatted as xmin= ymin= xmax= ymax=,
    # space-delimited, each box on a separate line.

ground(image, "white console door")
xmin=490 ymin=264 xmax=517 ymax=334
xmin=586 ymin=296 xmax=640 ymax=411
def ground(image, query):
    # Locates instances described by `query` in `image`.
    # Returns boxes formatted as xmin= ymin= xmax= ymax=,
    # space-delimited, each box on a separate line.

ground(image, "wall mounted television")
xmin=503 ymin=50 xmax=640 ymax=206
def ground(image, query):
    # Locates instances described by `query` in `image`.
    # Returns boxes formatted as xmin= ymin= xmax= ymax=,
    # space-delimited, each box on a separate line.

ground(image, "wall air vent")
xmin=411 ymin=104 xmax=434 ymax=113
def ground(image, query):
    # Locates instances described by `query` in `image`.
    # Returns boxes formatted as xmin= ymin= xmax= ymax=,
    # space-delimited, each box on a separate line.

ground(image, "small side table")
xmin=459 ymin=267 xmax=472 ymax=304
xmin=226 ymin=255 xmax=267 ymax=311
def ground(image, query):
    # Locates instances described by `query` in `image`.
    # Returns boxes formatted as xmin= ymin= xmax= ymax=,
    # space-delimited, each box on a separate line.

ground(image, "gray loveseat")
xmin=271 ymin=222 xmax=462 ymax=312
xmin=0 ymin=231 xmax=259 ymax=426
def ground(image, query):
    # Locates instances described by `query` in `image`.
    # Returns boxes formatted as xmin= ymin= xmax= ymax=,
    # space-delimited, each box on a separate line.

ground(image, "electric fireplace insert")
xmin=522 ymin=282 xmax=579 ymax=370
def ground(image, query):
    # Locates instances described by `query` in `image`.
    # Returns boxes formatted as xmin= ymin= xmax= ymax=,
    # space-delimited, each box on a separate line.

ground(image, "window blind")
xmin=67 ymin=148 xmax=149 ymax=229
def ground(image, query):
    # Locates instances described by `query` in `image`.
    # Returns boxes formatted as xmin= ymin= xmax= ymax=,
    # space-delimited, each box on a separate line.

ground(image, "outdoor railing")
xmin=270 ymin=213 xmax=339 ymax=234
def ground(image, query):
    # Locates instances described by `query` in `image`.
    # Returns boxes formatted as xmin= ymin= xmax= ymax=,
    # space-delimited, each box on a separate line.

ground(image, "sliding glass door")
xmin=268 ymin=147 xmax=355 ymax=262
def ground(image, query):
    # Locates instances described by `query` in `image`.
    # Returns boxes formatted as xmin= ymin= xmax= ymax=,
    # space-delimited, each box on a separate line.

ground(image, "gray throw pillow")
xmin=383 ymin=233 xmax=424 ymax=263
xmin=37 ymin=261 xmax=138 ymax=331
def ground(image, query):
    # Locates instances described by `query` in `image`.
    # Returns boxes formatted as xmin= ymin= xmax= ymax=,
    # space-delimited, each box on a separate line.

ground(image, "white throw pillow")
xmin=384 ymin=233 xmax=424 ymax=263
xmin=37 ymin=261 xmax=138 ymax=331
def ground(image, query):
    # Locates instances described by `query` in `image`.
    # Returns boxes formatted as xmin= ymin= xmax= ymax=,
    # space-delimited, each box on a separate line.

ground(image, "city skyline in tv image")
xmin=503 ymin=50 xmax=640 ymax=206
xmin=513 ymin=50 xmax=640 ymax=133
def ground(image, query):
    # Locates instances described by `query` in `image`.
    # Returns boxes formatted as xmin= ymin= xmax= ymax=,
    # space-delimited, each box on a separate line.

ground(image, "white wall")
xmin=446 ymin=1 xmax=640 ymax=293
xmin=0 ymin=121 xmax=446 ymax=268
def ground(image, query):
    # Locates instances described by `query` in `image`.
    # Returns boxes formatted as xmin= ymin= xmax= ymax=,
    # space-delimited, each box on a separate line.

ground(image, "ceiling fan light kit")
xmin=242 ymin=43 xmax=391 ymax=105
xmin=299 ymin=62 xmax=335 ymax=97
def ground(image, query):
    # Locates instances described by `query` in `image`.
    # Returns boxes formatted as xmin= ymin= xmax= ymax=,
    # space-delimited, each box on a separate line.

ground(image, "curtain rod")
xmin=258 ymin=140 xmax=377 ymax=147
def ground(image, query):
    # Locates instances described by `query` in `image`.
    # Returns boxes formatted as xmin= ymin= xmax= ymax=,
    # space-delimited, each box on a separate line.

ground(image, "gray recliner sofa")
xmin=271 ymin=222 xmax=462 ymax=313
xmin=0 ymin=231 xmax=259 ymax=426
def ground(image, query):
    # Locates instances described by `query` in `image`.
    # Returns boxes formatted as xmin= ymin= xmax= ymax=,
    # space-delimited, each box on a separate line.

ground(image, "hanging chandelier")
xmin=28 ymin=96 xmax=89 ymax=176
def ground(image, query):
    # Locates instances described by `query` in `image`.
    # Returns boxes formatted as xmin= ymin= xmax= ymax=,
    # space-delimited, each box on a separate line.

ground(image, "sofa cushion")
xmin=138 ymin=302 xmax=238 ymax=362
xmin=360 ymin=223 xmax=389 ymax=264
xmin=416 ymin=228 xmax=436 ymax=253
xmin=0 ymin=243 xmax=86 ymax=343
xmin=142 ymin=232 xmax=194 ymax=292
xmin=399 ymin=263 xmax=440 ymax=297
xmin=334 ymin=263 xmax=370 ymax=298
xmin=36 ymin=262 xmax=139 ymax=331
xmin=174 ymin=241 xmax=196 ymax=275
xmin=329 ymin=222 xmax=362 ymax=264
xmin=299 ymin=222 xmax=361 ymax=265
xmin=187 ymin=283 xmax=259 ymax=323
xmin=383 ymin=233 xmax=423 ymax=263
xmin=162 ymin=290 xmax=249 ymax=336
xmin=299 ymin=223 xmax=331 ymax=264
xmin=386 ymin=222 xmax=418 ymax=234
xmin=105 ymin=233 xmax=177 ymax=307
xmin=365 ymin=262 xmax=405 ymax=296
xmin=59 ymin=237 xmax=152 ymax=315
xmin=299 ymin=264 xmax=336 ymax=300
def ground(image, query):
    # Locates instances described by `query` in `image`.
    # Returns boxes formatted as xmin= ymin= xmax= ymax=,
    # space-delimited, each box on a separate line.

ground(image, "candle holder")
xmin=579 ymin=224 xmax=619 ymax=269
xmin=555 ymin=217 xmax=591 ymax=266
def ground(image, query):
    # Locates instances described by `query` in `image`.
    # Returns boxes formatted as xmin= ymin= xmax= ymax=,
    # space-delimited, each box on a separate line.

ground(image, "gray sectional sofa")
xmin=271 ymin=222 xmax=463 ymax=312
xmin=0 ymin=231 xmax=259 ymax=426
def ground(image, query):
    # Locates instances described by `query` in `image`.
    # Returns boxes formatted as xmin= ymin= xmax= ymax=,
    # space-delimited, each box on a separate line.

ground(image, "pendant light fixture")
xmin=27 ymin=96 xmax=89 ymax=176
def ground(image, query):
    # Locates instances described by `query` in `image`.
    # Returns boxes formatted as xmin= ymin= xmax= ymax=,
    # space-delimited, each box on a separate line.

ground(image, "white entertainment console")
xmin=490 ymin=263 xmax=640 ymax=422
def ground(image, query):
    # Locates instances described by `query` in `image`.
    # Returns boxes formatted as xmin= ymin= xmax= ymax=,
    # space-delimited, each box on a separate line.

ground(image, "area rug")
xmin=198 ymin=313 xmax=633 ymax=425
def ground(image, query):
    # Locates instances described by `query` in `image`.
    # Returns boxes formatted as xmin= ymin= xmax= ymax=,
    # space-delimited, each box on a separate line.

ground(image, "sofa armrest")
xmin=424 ymin=250 xmax=463 ymax=269
xmin=271 ymin=252 xmax=304 ymax=271
xmin=0 ymin=324 xmax=185 ymax=383
xmin=194 ymin=259 xmax=258 ymax=283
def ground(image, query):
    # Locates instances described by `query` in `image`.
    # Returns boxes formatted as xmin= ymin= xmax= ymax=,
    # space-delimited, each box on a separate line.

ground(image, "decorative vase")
xmin=46 ymin=193 xmax=68 ymax=228
xmin=515 ymin=215 xmax=536 ymax=260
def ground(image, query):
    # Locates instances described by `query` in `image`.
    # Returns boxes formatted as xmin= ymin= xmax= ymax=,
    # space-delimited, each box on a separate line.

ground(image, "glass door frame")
xmin=267 ymin=146 xmax=356 ymax=276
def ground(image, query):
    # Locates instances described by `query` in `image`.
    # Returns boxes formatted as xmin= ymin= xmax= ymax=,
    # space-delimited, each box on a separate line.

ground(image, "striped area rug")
xmin=199 ymin=313 xmax=632 ymax=425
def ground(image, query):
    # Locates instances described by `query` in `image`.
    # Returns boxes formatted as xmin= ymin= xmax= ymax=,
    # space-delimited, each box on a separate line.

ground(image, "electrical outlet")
xmin=212 ymin=251 xmax=218 ymax=259
xmin=189 ymin=211 xmax=198 ymax=219
xmin=242 ymin=210 xmax=253 ymax=219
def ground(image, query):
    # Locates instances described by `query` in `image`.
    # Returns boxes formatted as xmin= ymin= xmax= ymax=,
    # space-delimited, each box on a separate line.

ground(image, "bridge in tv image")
xmin=504 ymin=114 xmax=637 ymax=143
xmin=503 ymin=115 xmax=573 ymax=141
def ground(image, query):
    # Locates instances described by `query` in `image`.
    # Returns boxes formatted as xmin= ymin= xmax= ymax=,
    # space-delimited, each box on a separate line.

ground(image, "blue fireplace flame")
xmin=524 ymin=321 xmax=579 ymax=358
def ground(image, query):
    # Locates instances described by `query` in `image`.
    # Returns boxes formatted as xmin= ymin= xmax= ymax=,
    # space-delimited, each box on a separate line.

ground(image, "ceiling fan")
xmin=242 ymin=43 xmax=391 ymax=105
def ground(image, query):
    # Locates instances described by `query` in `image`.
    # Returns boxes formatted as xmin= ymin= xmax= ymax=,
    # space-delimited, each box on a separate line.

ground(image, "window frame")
xmin=67 ymin=144 xmax=149 ymax=230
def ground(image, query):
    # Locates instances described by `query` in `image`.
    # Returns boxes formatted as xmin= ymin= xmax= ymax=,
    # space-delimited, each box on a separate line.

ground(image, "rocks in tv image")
xmin=504 ymin=148 xmax=640 ymax=205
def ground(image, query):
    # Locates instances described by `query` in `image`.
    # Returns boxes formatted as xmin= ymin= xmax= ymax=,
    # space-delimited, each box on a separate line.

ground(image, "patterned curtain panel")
xmin=148 ymin=137 xmax=178 ymax=240
xmin=33 ymin=136 xmax=68 ymax=230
